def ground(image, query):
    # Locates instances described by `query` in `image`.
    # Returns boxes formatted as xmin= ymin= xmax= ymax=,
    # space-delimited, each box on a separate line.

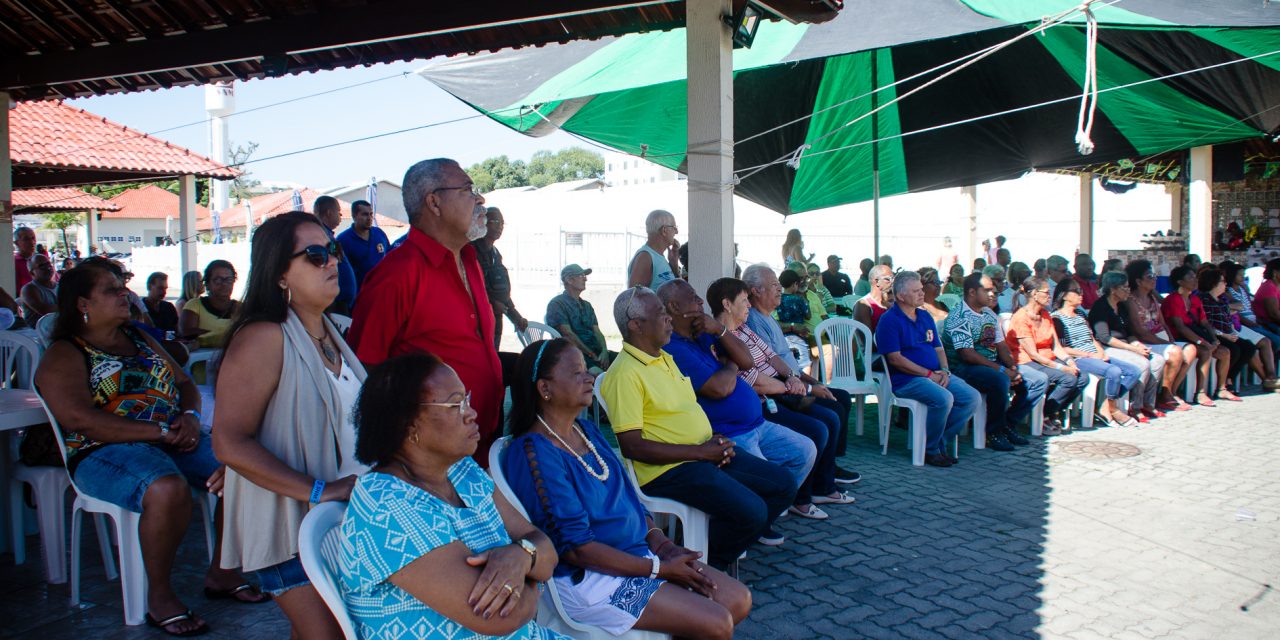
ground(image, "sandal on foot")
xmin=1196 ymin=393 xmax=1216 ymax=407
xmin=146 ymin=610 xmax=210 ymax=637
xmin=1218 ymin=389 xmax=1243 ymax=402
xmin=813 ymin=492 xmax=855 ymax=505
xmin=203 ymin=583 xmax=270 ymax=604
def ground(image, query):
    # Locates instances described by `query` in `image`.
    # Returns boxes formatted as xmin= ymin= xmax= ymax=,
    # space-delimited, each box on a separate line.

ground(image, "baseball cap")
xmin=560 ymin=264 xmax=593 ymax=280
xmin=827 ymin=254 xmax=841 ymax=262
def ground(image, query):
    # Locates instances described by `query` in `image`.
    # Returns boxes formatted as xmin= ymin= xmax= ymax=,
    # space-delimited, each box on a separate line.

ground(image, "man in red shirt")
xmin=1072 ymin=253 xmax=1100 ymax=310
xmin=347 ymin=158 xmax=504 ymax=465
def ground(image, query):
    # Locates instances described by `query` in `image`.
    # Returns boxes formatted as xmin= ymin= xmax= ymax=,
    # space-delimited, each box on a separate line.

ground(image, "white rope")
xmin=1074 ymin=2 xmax=1100 ymax=155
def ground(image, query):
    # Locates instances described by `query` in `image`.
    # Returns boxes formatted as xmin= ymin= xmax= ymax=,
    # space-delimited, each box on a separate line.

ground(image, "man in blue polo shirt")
xmin=875 ymin=270 xmax=980 ymax=467
xmin=658 ymin=280 xmax=820 ymax=540
xmin=337 ymin=199 xmax=391 ymax=286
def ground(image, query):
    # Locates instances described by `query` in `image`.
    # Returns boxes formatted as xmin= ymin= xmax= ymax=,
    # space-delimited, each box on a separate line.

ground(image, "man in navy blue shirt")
xmin=314 ymin=195 xmax=358 ymax=313
xmin=337 ymin=199 xmax=391 ymax=286
xmin=658 ymin=280 xmax=819 ymax=541
xmin=875 ymin=270 xmax=980 ymax=467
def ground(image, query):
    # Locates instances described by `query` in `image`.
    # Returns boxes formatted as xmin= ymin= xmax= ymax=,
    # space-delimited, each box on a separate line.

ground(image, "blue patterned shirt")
xmin=340 ymin=458 xmax=564 ymax=640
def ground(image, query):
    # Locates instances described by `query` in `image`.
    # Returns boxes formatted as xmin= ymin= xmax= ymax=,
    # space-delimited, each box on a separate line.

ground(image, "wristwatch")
xmin=158 ymin=422 xmax=171 ymax=440
xmin=516 ymin=537 xmax=537 ymax=567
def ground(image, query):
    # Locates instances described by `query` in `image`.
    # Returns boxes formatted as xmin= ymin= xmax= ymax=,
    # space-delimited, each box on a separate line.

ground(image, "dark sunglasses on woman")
xmin=291 ymin=241 xmax=340 ymax=268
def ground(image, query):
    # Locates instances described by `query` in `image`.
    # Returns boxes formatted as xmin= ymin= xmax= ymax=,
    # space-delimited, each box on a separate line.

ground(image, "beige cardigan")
xmin=220 ymin=310 xmax=366 ymax=572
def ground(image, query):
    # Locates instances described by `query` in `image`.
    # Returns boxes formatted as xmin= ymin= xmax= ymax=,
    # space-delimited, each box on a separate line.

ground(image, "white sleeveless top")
xmin=327 ymin=359 xmax=369 ymax=477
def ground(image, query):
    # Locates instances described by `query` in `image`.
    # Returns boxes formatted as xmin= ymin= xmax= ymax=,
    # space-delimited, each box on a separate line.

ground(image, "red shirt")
xmin=1073 ymin=273 xmax=1100 ymax=310
xmin=348 ymin=228 xmax=503 ymax=466
xmin=14 ymin=253 xmax=32 ymax=291
xmin=1160 ymin=292 xmax=1206 ymax=327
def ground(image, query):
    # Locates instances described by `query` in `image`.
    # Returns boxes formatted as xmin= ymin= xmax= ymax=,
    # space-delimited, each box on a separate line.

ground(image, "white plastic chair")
xmin=298 ymin=501 xmax=359 ymax=640
xmin=34 ymin=391 xmax=218 ymax=625
xmin=327 ymin=313 xmax=352 ymax=335
xmin=488 ymin=437 xmax=669 ymax=640
xmin=0 ymin=329 xmax=40 ymax=389
xmin=814 ymin=317 xmax=887 ymax=437
xmin=517 ymin=321 xmax=561 ymax=348
xmin=884 ymin=394 xmax=929 ymax=467
xmin=593 ymin=375 xmax=710 ymax=558
xmin=35 ymin=312 xmax=58 ymax=347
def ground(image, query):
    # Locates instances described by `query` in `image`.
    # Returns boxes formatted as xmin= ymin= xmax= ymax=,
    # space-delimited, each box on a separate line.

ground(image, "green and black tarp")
xmin=420 ymin=0 xmax=1280 ymax=215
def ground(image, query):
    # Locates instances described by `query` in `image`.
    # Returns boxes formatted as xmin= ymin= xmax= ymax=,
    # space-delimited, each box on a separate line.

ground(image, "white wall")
xmin=94 ymin=218 xmax=171 ymax=253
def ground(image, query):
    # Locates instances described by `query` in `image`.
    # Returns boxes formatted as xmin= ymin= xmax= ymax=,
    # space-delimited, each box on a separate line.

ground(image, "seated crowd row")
xmin=25 ymin=157 xmax=1280 ymax=639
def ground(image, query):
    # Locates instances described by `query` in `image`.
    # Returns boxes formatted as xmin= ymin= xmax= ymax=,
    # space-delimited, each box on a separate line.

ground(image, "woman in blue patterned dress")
xmin=502 ymin=339 xmax=751 ymax=639
xmin=340 ymin=353 xmax=564 ymax=640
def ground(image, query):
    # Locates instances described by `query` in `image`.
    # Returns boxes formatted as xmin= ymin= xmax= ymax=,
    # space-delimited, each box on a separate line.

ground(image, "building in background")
xmin=602 ymin=150 xmax=680 ymax=187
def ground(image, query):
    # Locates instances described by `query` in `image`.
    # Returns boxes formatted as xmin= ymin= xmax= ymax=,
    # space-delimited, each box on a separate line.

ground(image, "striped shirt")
xmin=1051 ymin=309 xmax=1098 ymax=354
xmin=732 ymin=324 xmax=781 ymax=386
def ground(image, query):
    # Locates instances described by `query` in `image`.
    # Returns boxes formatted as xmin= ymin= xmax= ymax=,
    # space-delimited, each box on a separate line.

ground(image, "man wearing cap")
xmin=822 ymin=254 xmax=853 ymax=298
xmin=547 ymin=263 xmax=615 ymax=374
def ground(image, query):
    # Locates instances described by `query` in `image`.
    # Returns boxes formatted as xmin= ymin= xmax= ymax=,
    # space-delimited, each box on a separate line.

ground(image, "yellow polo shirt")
xmin=601 ymin=342 xmax=713 ymax=486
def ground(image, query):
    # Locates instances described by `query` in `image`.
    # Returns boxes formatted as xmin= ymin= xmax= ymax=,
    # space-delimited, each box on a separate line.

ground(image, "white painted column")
xmin=178 ymin=174 xmax=198 ymax=274
xmin=685 ymin=0 xmax=734 ymax=298
xmin=1079 ymin=173 xmax=1094 ymax=255
xmin=1189 ymin=145 xmax=1213 ymax=260
xmin=0 ymin=92 xmax=13 ymax=292
xmin=961 ymin=185 xmax=977 ymax=267
xmin=1168 ymin=183 xmax=1183 ymax=233
xmin=86 ymin=208 xmax=99 ymax=254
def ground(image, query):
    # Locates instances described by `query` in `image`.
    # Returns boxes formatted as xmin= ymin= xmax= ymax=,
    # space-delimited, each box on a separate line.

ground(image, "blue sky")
xmin=69 ymin=60 xmax=580 ymax=190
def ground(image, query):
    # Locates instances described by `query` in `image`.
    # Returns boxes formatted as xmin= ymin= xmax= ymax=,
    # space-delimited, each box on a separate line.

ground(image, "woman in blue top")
xmin=503 ymin=339 xmax=751 ymax=639
xmin=340 ymin=353 xmax=564 ymax=640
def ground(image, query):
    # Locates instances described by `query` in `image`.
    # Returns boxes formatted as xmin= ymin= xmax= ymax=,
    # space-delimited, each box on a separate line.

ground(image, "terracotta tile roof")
xmin=197 ymin=188 xmax=326 ymax=231
xmin=104 ymin=184 xmax=210 ymax=220
xmin=196 ymin=188 xmax=409 ymax=232
xmin=11 ymin=187 xmax=119 ymax=212
xmin=10 ymin=101 xmax=239 ymax=184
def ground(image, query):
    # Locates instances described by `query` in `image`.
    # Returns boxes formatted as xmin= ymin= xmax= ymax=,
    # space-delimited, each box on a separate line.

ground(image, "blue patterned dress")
xmin=340 ymin=457 xmax=566 ymax=640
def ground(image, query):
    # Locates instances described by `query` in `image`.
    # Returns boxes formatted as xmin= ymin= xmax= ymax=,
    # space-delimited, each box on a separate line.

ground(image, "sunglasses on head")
xmin=292 ymin=241 xmax=340 ymax=268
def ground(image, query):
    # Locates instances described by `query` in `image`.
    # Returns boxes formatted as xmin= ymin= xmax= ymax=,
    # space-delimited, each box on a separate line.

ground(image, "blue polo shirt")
xmin=337 ymin=226 xmax=391 ymax=286
xmin=325 ymin=225 xmax=358 ymax=311
xmin=874 ymin=304 xmax=942 ymax=389
xmin=663 ymin=332 xmax=764 ymax=438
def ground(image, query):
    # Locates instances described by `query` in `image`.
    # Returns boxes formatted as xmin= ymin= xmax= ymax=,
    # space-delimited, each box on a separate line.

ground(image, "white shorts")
xmin=1240 ymin=326 xmax=1265 ymax=345
xmin=553 ymin=557 xmax=665 ymax=636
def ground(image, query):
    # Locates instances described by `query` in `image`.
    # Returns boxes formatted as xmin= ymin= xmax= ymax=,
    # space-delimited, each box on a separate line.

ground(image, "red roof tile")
xmin=10 ymin=101 xmax=239 ymax=180
xmin=104 ymin=184 xmax=210 ymax=220
xmin=12 ymin=187 xmax=120 ymax=212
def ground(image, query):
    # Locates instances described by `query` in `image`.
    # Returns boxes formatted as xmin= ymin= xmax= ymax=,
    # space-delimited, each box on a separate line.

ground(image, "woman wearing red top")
xmin=1005 ymin=276 xmax=1089 ymax=433
xmin=1161 ymin=266 xmax=1230 ymax=406
xmin=1255 ymin=258 xmax=1280 ymax=332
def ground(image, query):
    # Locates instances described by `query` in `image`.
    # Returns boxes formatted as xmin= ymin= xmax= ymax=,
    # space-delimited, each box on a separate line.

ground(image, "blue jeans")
xmin=730 ymin=420 xmax=816 ymax=501
xmin=1073 ymin=355 xmax=1142 ymax=399
xmin=72 ymin=430 xmax=219 ymax=513
xmin=768 ymin=402 xmax=840 ymax=503
xmin=891 ymin=375 xmax=981 ymax=455
xmin=1019 ymin=362 xmax=1089 ymax=418
xmin=253 ymin=555 xmax=310 ymax=597
xmin=952 ymin=363 xmax=1030 ymax=434
xmin=642 ymin=452 xmax=795 ymax=567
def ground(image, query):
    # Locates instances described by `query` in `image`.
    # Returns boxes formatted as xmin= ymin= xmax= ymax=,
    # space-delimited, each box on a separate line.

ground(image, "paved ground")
xmin=2 ymin=390 xmax=1278 ymax=639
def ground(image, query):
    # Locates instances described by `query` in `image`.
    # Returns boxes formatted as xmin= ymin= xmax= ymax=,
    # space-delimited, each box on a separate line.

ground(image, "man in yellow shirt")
xmin=601 ymin=287 xmax=794 ymax=568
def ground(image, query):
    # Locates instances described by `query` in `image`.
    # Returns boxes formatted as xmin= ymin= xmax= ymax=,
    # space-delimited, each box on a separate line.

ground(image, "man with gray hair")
xmin=602 ymin=286 xmax=795 ymax=567
xmin=349 ymin=158 xmax=506 ymax=464
xmin=874 ymin=270 xmax=980 ymax=467
xmin=627 ymin=209 xmax=681 ymax=290
xmin=13 ymin=226 xmax=36 ymax=291
xmin=1045 ymin=255 xmax=1071 ymax=286
xmin=854 ymin=264 xmax=894 ymax=331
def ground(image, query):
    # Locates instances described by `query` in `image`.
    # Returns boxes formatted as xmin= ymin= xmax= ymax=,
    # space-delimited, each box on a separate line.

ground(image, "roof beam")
xmin=0 ymin=1 xmax=674 ymax=93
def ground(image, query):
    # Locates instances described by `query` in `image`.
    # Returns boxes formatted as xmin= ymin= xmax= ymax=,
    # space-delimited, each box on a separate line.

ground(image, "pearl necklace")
xmin=536 ymin=415 xmax=610 ymax=482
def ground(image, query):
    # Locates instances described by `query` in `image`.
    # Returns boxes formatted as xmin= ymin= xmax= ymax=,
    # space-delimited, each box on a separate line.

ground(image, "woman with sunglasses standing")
xmin=213 ymin=212 xmax=366 ymax=639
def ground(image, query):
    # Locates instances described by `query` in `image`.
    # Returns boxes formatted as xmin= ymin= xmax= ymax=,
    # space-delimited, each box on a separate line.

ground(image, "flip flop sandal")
xmin=1218 ymin=390 xmax=1243 ymax=402
xmin=1197 ymin=394 xmax=1216 ymax=407
xmin=145 ymin=610 xmax=210 ymax=637
xmin=204 ymin=583 xmax=270 ymax=603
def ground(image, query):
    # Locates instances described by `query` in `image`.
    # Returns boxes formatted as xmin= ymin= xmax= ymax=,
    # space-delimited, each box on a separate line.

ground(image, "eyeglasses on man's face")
xmin=420 ymin=390 xmax=472 ymax=418
xmin=433 ymin=184 xmax=481 ymax=198
xmin=209 ymin=275 xmax=237 ymax=286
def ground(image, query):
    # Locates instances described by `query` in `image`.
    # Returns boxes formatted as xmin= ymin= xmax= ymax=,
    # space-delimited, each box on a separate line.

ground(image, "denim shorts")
xmin=72 ymin=430 xmax=220 ymax=513
xmin=253 ymin=555 xmax=311 ymax=597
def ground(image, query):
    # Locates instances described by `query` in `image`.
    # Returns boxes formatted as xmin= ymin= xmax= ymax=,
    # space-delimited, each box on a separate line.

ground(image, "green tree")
xmin=43 ymin=211 xmax=82 ymax=254
xmin=526 ymin=147 xmax=604 ymax=188
xmin=467 ymin=155 xmax=528 ymax=194
xmin=229 ymin=141 xmax=261 ymax=201
xmin=82 ymin=178 xmax=211 ymax=207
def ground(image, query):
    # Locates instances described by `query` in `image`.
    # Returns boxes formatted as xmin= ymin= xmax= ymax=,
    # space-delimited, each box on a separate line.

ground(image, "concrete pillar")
xmin=1168 ymin=183 xmax=1183 ymax=233
xmin=1079 ymin=173 xmax=1094 ymax=255
xmin=685 ymin=0 xmax=734 ymax=298
xmin=86 ymin=208 xmax=99 ymax=254
xmin=961 ymin=185 xmax=977 ymax=267
xmin=0 ymin=92 xmax=13 ymax=292
xmin=1189 ymin=145 xmax=1213 ymax=260
xmin=178 ymin=174 xmax=197 ymax=274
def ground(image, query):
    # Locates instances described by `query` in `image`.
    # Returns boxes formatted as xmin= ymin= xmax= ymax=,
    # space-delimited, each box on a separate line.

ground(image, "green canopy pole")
xmin=871 ymin=50 xmax=881 ymax=261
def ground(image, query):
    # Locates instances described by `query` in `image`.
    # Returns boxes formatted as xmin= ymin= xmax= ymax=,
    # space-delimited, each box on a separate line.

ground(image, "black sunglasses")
xmin=291 ymin=241 xmax=340 ymax=268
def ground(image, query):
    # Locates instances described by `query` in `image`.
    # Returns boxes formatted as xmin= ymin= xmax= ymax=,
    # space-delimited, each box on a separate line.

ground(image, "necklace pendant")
xmin=322 ymin=342 xmax=338 ymax=365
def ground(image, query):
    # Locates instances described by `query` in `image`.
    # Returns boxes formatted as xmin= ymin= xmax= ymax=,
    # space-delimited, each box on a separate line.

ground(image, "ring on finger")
xmin=501 ymin=584 xmax=514 ymax=594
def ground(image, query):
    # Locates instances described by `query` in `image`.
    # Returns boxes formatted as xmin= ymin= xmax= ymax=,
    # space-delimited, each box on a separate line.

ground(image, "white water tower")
xmin=205 ymin=82 xmax=235 ymax=240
